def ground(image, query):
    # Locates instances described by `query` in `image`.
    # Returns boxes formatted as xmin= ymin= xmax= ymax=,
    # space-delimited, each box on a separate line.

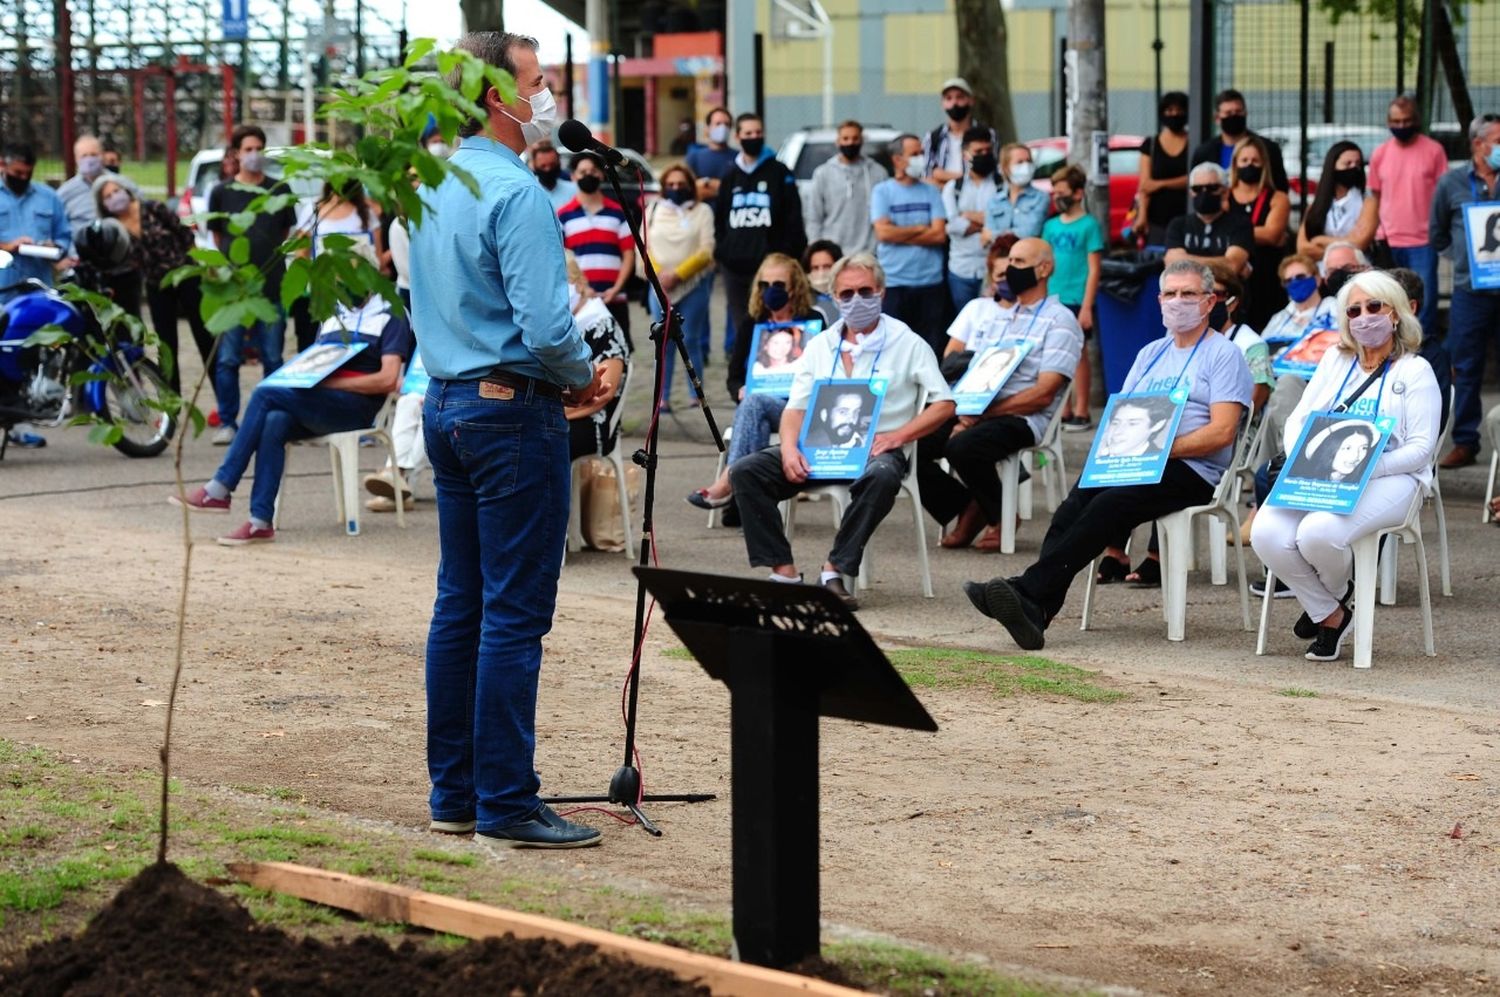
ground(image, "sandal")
xmin=686 ymin=488 xmax=732 ymax=510
xmin=1126 ymin=557 xmax=1162 ymax=588
xmin=1095 ymin=555 xmax=1129 ymax=585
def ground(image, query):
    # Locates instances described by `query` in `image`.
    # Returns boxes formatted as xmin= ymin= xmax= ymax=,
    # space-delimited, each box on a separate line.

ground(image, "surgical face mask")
xmin=740 ymin=136 xmax=766 ymax=158
xmin=761 ymin=284 xmax=790 ymax=312
xmin=1285 ymin=274 xmax=1319 ymax=303
xmin=1008 ymin=160 xmax=1035 ymax=186
xmin=1005 ymin=264 xmax=1039 ymax=295
xmin=993 ymin=278 xmax=1017 ymax=303
xmin=103 ymin=190 xmax=132 ymax=215
xmin=1487 ymin=143 xmax=1500 ymax=171
xmin=1323 ymin=266 xmax=1357 ymax=298
xmin=809 ymin=271 xmax=833 ymax=294
xmin=534 ymin=165 xmax=560 ymax=188
xmin=575 ymin=174 xmax=603 ymax=195
xmin=501 ymin=87 xmax=558 ymax=145
xmin=903 ymin=153 xmax=927 ymax=179
xmin=709 ymin=122 xmax=730 ymax=145
xmin=1237 ymin=164 xmax=1264 ymax=185
xmin=427 ymin=142 xmax=452 ymax=160
xmin=78 ymin=154 xmax=103 ymax=179
xmin=1349 ymin=311 xmax=1394 ymax=348
xmin=969 ymin=152 xmax=997 ymax=178
xmin=1208 ymin=301 xmax=1229 ymax=329
xmin=664 ymin=186 xmax=693 ymax=206
xmin=240 ymin=150 xmax=266 ymax=173
xmin=1161 ymin=297 xmax=1207 ymax=333
xmin=837 ymin=292 xmax=883 ymax=330
xmin=1389 ymin=125 xmax=1417 ymax=143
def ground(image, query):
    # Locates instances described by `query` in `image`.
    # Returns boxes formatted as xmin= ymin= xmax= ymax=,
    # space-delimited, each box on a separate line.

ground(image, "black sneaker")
xmin=474 ymin=804 xmax=601 ymax=849
xmin=1295 ymin=582 xmax=1354 ymax=640
xmin=1304 ymin=610 xmax=1353 ymax=662
xmin=963 ymin=577 xmax=1046 ymax=650
xmin=1250 ymin=576 xmax=1294 ymax=599
xmin=821 ymin=574 xmax=859 ymax=610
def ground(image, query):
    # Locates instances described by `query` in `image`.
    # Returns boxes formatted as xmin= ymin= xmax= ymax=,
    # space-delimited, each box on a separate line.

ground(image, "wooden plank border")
xmin=228 ymin=861 xmax=864 ymax=997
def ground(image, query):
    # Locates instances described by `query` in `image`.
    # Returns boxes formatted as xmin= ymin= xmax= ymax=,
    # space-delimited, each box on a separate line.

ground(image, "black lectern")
xmin=634 ymin=567 xmax=938 ymax=969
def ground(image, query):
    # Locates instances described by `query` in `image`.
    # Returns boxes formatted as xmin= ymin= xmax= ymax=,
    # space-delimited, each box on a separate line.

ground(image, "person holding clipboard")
xmin=728 ymin=252 xmax=954 ymax=609
xmin=1250 ymin=271 xmax=1440 ymax=661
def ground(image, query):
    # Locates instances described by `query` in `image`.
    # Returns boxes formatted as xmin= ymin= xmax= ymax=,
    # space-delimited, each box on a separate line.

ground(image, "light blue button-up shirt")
xmin=409 ymin=136 xmax=593 ymax=387
xmin=0 ymin=182 xmax=72 ymax=300
xmin=983 ymin=183 xmax=1049 ymax=241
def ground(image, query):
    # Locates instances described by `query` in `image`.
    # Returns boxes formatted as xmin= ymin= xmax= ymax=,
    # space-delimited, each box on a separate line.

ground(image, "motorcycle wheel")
xmin=103 ymin=357 xmax=177 ymax=458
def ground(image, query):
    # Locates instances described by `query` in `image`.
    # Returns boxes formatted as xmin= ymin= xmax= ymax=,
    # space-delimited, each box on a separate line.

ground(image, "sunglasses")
xmin=835 ymin=287 xmax=880 ymax=302
xmin=757 ymin=280 xmax=788 ymax=292
xmin=1189 ymin=184 xmax=1224 ymax=195
xmin=1345 ymin=300 xmax=1389 ymax=319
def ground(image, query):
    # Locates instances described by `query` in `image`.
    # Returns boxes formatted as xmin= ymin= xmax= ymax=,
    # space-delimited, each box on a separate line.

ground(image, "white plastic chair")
xmin=991 ymin=382 xmax=1073 ymax=554
xmin=1079 ymin=417 xmax=1254 ymax=641
xmin=1255 ymin=487 xmax=1435 ymax=669
xmin=568 ymin=362 xmax=634 ymax=555
xmin=1483 ymin=404 xmax=1500 ymax=524
xmin=1378 ymin=386 xmax=1455 ymax=601
xmin=274 ymin=385 xmax=404 ymax=537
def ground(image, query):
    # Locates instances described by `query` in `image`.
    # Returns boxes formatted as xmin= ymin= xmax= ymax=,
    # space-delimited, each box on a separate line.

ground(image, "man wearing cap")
xmin=922 ymin=78 xmax=999 ymax=188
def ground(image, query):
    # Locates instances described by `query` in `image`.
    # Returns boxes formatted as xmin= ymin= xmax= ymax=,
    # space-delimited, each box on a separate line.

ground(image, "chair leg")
xmin=1018 ymin=452 xmax=1034 ymax=521
xmin=1255 ymin=568 xmax=1274 ymax=655
xmin=909 ymin=486 xmax=934 ymax=598
xmin=1432 ymin=490 xmax=1451 ymax=597
xmin=708 ymin=451 xmax=726 ymax=529
xmin=327 ymin=445 xmax=345 ymax=526
xmin=613 ymin=451 xmax=634 ymax=557
xmin=1080 ymin=559 xmax=1099 ymax=631
xmin=1485 ymin=451 xmax=1499 ymax=523
xmin=1378 ymin=538 xmax=1398 ymax=607
xmin=1352 ymin=537 xmax=1380 ymax=669
xmin=337 ymin=438 xmax=361 ymax=536
xmin=1161 ymin=516 xmax=1189 ymax=642
xmin=567 ymin=461 xmax=585 ymax=553
xmin=1231 ymin=522 xmax=1251 ymax=632
xmin=385 ymin=435 xmax=405 ymax=531
xmin=273 ymin=443 xmax=289 ymax=529
xmin=1209 ymin=514 xmax=1228 ymax=586
xmin=1412 ymin=533 xmax=1436 ymax=657
xmin=1050 ymin=449 xmax=1066 ymax=512
xmin=999 ymin=457 xmax=1019 ymax=555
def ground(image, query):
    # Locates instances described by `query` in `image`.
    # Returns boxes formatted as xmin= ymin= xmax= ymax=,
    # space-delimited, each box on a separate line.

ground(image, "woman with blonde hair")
xmin=1250 ymin=269 xmax=1440 ymax=661
xmin=1227 ymin=135 xmax=1292 ymax=328
xmin=640 ymin=162 xmax=714 ymax=412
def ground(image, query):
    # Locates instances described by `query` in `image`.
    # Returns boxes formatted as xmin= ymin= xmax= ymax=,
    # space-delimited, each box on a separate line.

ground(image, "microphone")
xmin=557 ymin=119 xmax=627 ymax=167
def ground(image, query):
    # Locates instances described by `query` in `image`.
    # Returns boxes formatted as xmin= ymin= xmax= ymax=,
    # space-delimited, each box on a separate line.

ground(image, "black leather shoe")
xmin=821 ymin=574 xmax=859 ymax=610
xmin=964 ymin=578 xmax=1045 ymax=650
xmin=475 ymin=804 xmax=601 ymax=849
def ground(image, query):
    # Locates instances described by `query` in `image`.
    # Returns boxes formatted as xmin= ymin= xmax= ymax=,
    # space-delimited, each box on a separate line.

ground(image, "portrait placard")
xmin=259 ymin=340 xmax=368 ymax=389
xmin=1078 ymin=390 xmax=1186 ymax=488
xmin=1272 ymin=326 xmax=1343 ymax=380
xmin=746 ymin=319 xmax=821 ymax=396
xmin=1462 ymin=202 xmax=1500 ymax=290
xmin=951 ymin=341 xmax=1032 ymax=416
xmin=798 ymin=377 xmax=887 ymax=480
xmin=401 ymin=351 xmax=430 ymax=397
xmin=1266 ymin=412 xmax=1395 ymax=514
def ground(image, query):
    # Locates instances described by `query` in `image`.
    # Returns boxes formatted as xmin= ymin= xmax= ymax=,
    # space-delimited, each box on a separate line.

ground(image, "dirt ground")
xmin=2 ymin=472 xmax=1497 ymax=996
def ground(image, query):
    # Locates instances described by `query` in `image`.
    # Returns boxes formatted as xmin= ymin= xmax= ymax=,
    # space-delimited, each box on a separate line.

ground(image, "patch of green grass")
xmin=826 ymin=940 xmax=1079 ymax=996
xmin=34 ymin=158 xmax=174 ymax=193
xmin=0 ymin=851 xmax=146 ymax=925
xmin=220 ymin=826 xmax=337 ymax=848
xmin=661 ymin=646 xmax=696 ymax=661
xmin=413 ymin=848 xmax=477 ymax=868
xmin=1277 ymin=687 xmax=1318 ymax=698
xmin=887 ymin=648 xmax=1125 ymax=704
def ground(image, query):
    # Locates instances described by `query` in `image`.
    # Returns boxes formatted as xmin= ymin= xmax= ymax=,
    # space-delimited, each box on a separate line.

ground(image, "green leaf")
xmin=228 ymin=211 xmax=256 ymax=235
xmin=281 ymin=260 xmax=311 ymax=310
xmin=87 ymin=421 xmax=124 ymax=446
xmin=68 ymin=370 xmax=111 ymax=386
xmin=190 ymin=247 xmax=229 ymax=267
xmin=21 ymin=327 xmax=73 ymax=348
xmin=186 ymin=404 xmax=208 ymax=437
xmin=404 ymin=37 xmax=436 ymax=68
xmin=229 ymin=236 xmax=251 ymax=265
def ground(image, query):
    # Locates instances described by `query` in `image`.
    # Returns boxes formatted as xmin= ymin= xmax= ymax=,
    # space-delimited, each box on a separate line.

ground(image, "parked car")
xmin=177 ymin=147 xmax=324 ymax=250
xmin=1025 ymin=135 xmax=1145 ymax=244
xmin=777 ymin=125 xmax=898 ymax=220
xmin=1259 ymin=125 xmax=1387 ymax=203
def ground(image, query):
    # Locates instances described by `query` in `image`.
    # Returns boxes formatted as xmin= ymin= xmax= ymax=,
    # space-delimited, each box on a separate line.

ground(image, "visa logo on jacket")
xmin=729 ymin=189 xmax=773 ymax=230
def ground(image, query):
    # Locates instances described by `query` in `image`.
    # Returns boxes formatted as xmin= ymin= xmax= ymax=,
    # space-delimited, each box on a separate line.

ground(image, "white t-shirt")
xmin=787 ymin=315 xmax=952 ymax=434
xmin=946 ymin=295 xmax=1084 ymax=441
xmin=1324 ymin=187 xmax=1364 ymax=238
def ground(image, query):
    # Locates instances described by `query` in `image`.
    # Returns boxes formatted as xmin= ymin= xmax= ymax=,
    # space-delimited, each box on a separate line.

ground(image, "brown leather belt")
xmin=481 ymin=369 xmax=563 ymax=401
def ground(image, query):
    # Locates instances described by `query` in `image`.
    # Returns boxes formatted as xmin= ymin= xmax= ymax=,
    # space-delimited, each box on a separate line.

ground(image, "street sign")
xmin=223 ymin=0 xmax=248 ymax=41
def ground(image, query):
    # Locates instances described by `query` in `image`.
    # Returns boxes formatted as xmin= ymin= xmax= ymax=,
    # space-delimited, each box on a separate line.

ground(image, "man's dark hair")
xmin=1214 ymin=88 xmax=1246 ymax=111
xmin=1 ymin=141 xmax=37 ymax=165
xmin=705 ymin=106 xmax=732 ymax=126
xmin=531 ymin=141 xmax=560 ymax=161
xmin=1388 ymin=266 xmax=1424 ymax=310
xmin=451 ymin=31 xmax=541 ymax=138
xmin=735 ymin=112 xmax=762 ymax=134
xmin=803 ymin=239 xmax=844 ymax=270
xmin=570 ymin=151 xmax=605 ymax=173
xmin=888 ymin=133 xmax=920 ymax=159
xmin=230 ymin=124 xmax=267 ymax=152
xmin=1159 ymin=90 xmax=1189 ymax=114
xmin=837 ymin=119 xmax=863 ymax=133
xmin=962 ymin=126 xmax=992 ymax=149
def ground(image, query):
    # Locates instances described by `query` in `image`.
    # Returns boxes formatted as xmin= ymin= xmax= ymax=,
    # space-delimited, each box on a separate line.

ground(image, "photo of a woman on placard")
xmin=1289 ymin=417 xmax=1382 ymax=483
xmin=1279 ymin=328 xmax=1342 ymax=368
xmin=751 ymin=325 xmax=805 ymax=378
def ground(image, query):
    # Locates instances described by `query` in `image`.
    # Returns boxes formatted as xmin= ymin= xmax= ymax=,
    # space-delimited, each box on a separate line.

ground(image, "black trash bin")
xmin=1096 ymin=251 xmax=1165 ymax=394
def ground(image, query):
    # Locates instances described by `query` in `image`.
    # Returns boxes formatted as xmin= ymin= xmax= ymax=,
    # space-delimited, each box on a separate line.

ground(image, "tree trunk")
xmin=955 ymin=0 xmax=1018 ymax=145
xmin=460 ymin=0 xmax=504 ymax=33
xmin=1432 ymin=0 xmax=1472 ymax=129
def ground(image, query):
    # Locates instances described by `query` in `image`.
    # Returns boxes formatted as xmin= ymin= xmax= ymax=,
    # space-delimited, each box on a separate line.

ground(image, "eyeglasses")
xmin=1345 ymin=300 xmax=1389 ymax=319
xmin=1159 ymin=290 xmax=1206 ymax=301
xmin=757 ymin=280 xmax=788 ymax=292
xmin=1189 ymin=184 xmax=1224 ymax=195
xmin=835 ymin=287 xmax=880 ymax=302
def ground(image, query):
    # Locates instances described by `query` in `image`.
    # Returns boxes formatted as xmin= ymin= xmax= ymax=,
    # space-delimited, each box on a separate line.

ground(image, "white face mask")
xmin=240 ymin=150 xmax=266 ymax=174
xmin=1009 ymin=161 xmax=1035 ymax=185
xmin=709 ymin=123 xmax=730 ymax=145
xmin=78 ymin=155 xmax=103 ymax=179
xmin=903 ymin=154 xmax=927 ymax=179
xmin=501 ymin=87 xmax=557 ymax=146
xmin=427 ymin=142 xmax=451 ymax=159
xmin=103 ymin=190 xmax=132 ymax=215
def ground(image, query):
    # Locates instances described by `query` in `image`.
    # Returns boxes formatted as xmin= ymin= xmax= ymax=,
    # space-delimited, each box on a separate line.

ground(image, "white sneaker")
xmin=211 ymin=425 xmax=236 ymax=446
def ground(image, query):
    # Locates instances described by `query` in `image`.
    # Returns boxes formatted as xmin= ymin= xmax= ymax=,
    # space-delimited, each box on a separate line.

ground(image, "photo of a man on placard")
xmin=1096 ymin=394 xmax=1175 ymax=458
xmin=804 ymin=383 xmax=876 ymax=449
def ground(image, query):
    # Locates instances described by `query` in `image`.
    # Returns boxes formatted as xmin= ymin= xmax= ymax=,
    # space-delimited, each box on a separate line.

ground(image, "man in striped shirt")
xmin=557 ymin=151 xmax=636 ymax=335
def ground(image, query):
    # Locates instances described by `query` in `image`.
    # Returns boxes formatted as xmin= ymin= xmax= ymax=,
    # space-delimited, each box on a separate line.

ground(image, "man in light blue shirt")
xmin=941 ymin=126 xmax=999 ymax=310
xmin=409 ymin=30 xmax=606 ymax=852
xmin=0 ymin=143 xmax=72 ymax=302
xmin=871 ymin=134 xmax=948 ymax=353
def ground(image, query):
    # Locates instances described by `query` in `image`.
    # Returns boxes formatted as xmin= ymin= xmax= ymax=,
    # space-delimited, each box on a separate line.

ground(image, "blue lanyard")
xmin=994 ymin=301 xmax=1044 ymax=348
xmin=830 ymin=322 xmax=885 ymax=380
xmin=1330 ymin=355 xmax=1390 ymax=416
xmin=1470 ymin=174 xmax=1498 ymax=202
xmin=1133 ymin=329 xmax=1209 ymax=392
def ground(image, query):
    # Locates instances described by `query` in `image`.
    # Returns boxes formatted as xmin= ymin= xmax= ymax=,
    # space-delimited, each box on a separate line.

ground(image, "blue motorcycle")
xmin=0 ymin=245 xmax=175 ymax=459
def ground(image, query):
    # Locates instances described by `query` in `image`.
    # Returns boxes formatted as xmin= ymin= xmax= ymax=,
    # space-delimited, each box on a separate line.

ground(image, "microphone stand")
xmin=543 ymin=156 xmax=723 ymax=836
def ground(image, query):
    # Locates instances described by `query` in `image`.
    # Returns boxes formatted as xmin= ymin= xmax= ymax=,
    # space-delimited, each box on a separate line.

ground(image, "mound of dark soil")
xmin=0 ymin=863 xmax=710 ymax=996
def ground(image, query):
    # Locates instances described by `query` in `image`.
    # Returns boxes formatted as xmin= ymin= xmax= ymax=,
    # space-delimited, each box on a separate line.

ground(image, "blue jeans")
xmin=650 ymin=278 xmax=712 ymax=403
xmin=1447 ymin=286 xmax=1500 ymax=449
xmin=947 ymin=272 xmax=983 ymax=314
xmin=215 ymin=313 xmax=288 ymax=428
xmin=728 ymin=392 xmax=788 ymax=464
xmin=422 ymin=377 xmax=570 ymax=831
xmin=1389 ymin=244 xmax=1439 ymax=336
xmin=210 ymin=385 xmax=382 ymax=523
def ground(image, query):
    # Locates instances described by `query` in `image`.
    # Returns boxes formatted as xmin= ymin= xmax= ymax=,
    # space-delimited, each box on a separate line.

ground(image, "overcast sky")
xmin=384 ymin=0 xmax=588 ymax=63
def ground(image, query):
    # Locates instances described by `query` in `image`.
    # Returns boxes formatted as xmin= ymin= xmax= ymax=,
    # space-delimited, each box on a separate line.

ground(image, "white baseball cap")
xmin=941 ymin=77 xmax=973 ymax=96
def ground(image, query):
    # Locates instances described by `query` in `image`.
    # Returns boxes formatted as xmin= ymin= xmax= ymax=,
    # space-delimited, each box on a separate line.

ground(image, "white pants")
xmin=390 ymin=392 xmax=426 ymax=474
xmin=1251 ymin=474 xmax=1419 ymax=622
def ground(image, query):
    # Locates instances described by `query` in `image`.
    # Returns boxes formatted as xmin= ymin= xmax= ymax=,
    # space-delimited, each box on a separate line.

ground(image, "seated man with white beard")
xmin=729 ymin=253 xmax=955 ymax=609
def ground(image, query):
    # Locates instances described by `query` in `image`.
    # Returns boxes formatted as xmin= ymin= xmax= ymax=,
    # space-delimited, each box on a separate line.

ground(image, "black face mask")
xmin=535 ymin=166 xmax=560 ymax=189
xmin=575 ymin=174 xmax=603 ymax=195
xmin=993 ymin=278 xmax=1017 ymax=303
xmin=1193 ymin=189 xmax=1222 ymax=215
xmin=1389 ymin=125 xmax=1418 ymax=143
xmin=1005 ymin=264 xmax=1040 ymax=295
xmin=1237 ymin=164 xmax=1264 ymax=185
xmin=740 ymin=136 xmax=765 ymax=158
xmin=969 ymin=153 xmax=997 ymax=178
xmin=1333 ymin=166 xmax=1366 ymax=189
xmin=1220 ymin=113 xmax=1248 ymax=137
xmin=838 ymin=143 xmax=862 ymax=161
xmin=945 ymin=103 xmax=972 ymax=122
xmin=1161 ymin=113 xmax=1188 ymax=134
xmin=1323 ymin=267 xmax=1357 ymax=297
xmin=761 ymin=284 xmax=790 ymax=312
xmin=1208 ymin=301 xmax=1230 ymax=329
xmin=4 ymin=173 xmax=29 ymax=195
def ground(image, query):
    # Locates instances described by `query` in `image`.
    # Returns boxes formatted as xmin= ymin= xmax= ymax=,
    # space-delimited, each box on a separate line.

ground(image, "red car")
xmin=1025 ymin=135 xmax=1145 ymax=245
